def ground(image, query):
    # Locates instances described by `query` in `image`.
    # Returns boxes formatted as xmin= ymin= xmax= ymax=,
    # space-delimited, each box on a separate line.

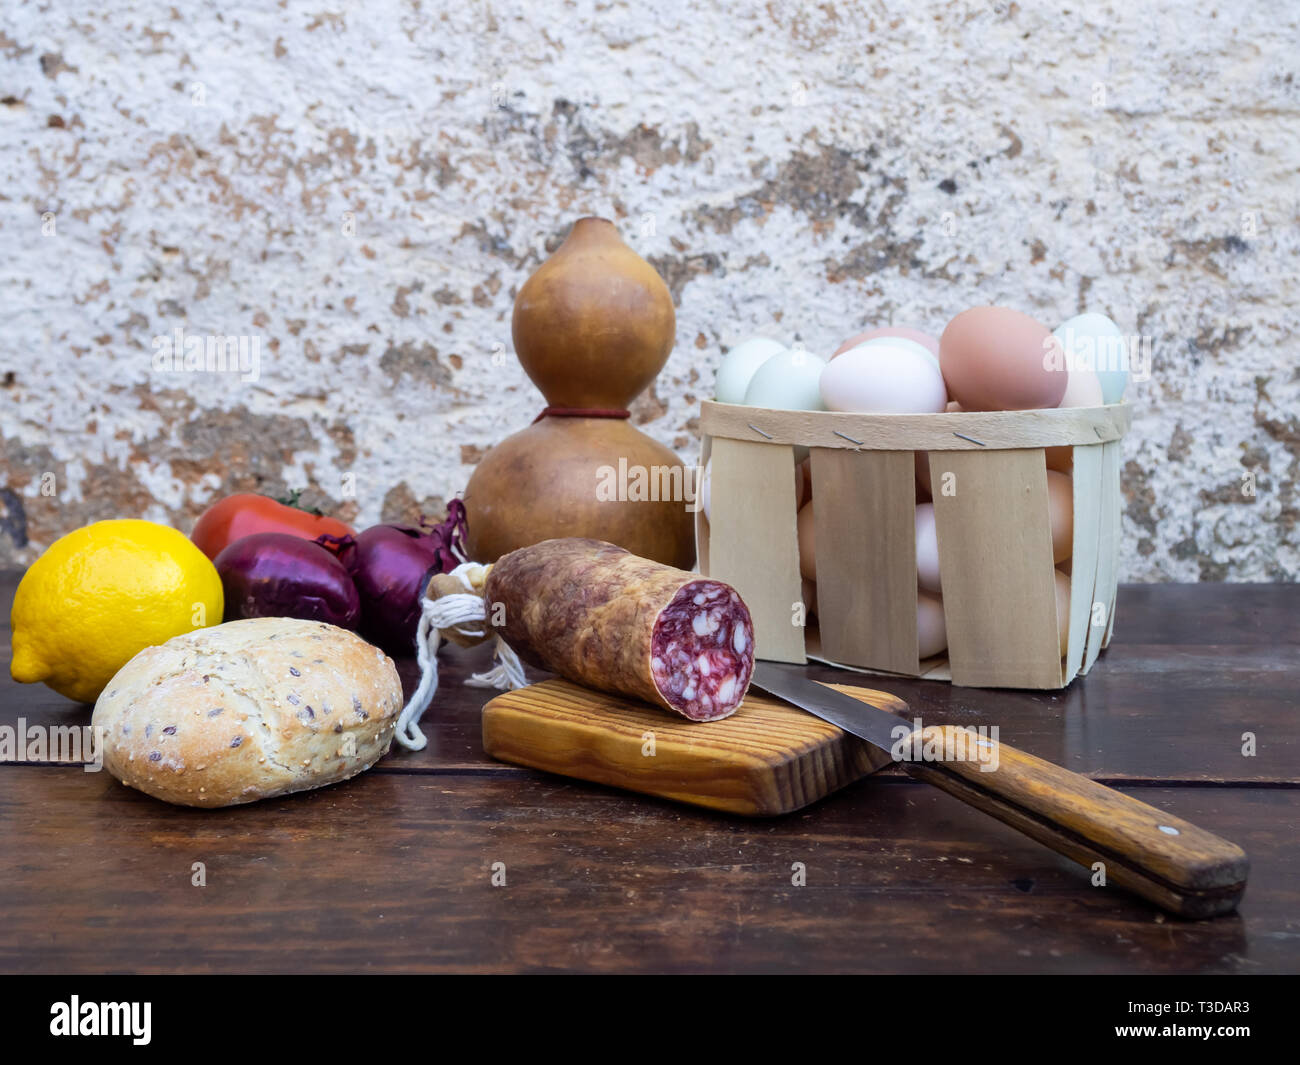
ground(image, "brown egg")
xmin=796 ymin=500 xmax=816 ymax=580
xmin=797 ymin=457 xmax=812 ymax=507
xmin=939 ymin=307 xmax=1065 ymax=411
xmin=1045 ymin=445 xmax=1073 ymax=473
xmin=1046 ymin=470 xmax=1073 ymax=563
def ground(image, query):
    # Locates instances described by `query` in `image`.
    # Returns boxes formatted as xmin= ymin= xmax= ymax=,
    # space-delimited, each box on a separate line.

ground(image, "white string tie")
xmin=393 ymin=561 xmax=527 ymax=751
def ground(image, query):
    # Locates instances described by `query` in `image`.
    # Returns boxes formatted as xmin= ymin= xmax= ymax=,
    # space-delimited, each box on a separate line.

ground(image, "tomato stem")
xmin=276 ymin=488 xmax=325 ymax=517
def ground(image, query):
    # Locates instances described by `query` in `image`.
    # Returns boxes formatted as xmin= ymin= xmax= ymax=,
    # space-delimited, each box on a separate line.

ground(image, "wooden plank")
xmin=0 ymin=768 xmax=1292 ymax=973
xmin=1082 ymin=439 xmax=1122 ymax=674
xmin=482 ymin=678 xmax=903 ymax=816
xmin=810 ymin=447 xmax=918 ymax=674
xmin=1064 ymin=444 xmax=1105 ymax=683
xmin=700 ymin=400 xmax=1132 ymax=451
xmin=930 ymin=449 xmax=1063 ymax=688
xmin=705 ymin=436 xmax=806 ymax=663
xmin=7 ymin=574 xmax=1300 ymax=785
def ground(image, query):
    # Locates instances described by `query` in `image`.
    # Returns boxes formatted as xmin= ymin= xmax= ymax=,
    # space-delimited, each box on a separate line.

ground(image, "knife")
xmin=750 ymin=661 xmax=1249 ymax=919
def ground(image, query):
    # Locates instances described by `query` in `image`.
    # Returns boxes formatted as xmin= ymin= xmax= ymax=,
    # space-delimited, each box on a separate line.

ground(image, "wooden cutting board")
xmin=481 ymin=678 xmax=909 ymax=816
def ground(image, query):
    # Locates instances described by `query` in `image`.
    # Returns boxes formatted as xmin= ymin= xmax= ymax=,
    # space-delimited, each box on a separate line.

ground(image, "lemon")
xmin=10 ymin=519 xmax=224 ymax=704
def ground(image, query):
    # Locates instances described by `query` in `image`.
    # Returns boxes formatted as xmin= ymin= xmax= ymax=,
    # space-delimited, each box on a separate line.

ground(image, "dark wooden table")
xmin=1 ymin=572 xmax=1295 ymax=973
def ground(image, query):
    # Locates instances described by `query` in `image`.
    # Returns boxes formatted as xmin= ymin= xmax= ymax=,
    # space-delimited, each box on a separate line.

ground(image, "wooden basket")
xmin=697 ymin=401 xmax=1132 ymax=689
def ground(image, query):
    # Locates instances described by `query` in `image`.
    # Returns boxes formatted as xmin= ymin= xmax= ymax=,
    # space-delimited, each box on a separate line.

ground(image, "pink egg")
xmin=832 ymin=326 xmax=940 ymax=359
xmin=939 ymin=307 xmax=1065 ymax=411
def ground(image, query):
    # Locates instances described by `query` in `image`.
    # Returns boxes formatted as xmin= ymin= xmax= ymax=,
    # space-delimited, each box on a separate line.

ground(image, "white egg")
xmin=715 ymin=337 xmax=787 ymax=404
xmin=917 ymin=591 xmax=947 ymax=659
xmin=858 ymin=334 xmax=941 ymax=371
xmin=743 ymin=347 xmax=828 ymax=410
xmin=1053 ymin=313 xmax=1128 ymax=404
xmin=1057 ymin=366 xmax=1104 ymax=408
xmin=915 ymin=503 xmax=941 ymax=593
xmin=819 ymin=342 xmax=948 ymax=414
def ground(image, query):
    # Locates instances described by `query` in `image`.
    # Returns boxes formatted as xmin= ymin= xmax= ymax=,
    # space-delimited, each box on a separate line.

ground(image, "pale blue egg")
xmin=714 ymin=337 xmax=787 ymax=404
xmin=1052 ymin=313 xmax=1129 ymax=403
xmin=742 ymin=348 xmax=828 ymax=410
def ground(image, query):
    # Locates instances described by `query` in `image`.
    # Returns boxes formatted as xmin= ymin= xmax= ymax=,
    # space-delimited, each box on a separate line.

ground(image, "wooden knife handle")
xmin=899 ymin=726 xmax=1248 ymax=918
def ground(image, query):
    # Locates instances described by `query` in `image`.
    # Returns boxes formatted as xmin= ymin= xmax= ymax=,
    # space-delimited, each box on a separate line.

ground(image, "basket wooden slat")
xmin=697 ymin=400 xmax=1131 ymax=690
xmin=1065 ymin=444 xmax=1106 ymax=682
xmin=707 ymin=435 xmax=805 ymax=664
xmin=812 ymin=448 xmax=918 ymax=673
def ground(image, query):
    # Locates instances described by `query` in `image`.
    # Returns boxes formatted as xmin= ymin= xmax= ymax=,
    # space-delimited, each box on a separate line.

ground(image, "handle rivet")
xmin=1158 ymin=825 xmax=1180 ymax=836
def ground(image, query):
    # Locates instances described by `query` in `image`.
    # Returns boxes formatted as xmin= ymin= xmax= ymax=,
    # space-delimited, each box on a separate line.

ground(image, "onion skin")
xmin=331 ymin=500 xmax=470 ymax=658
xmin=214 ymin=532 xmax=361 ymax=629
xmin=339 ymin=526 xmax=440 ymax=656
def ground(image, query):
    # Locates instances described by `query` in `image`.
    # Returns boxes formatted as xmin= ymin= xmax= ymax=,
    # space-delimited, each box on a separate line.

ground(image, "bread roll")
xmin=92 ymin=618 xmax=403 ymax=808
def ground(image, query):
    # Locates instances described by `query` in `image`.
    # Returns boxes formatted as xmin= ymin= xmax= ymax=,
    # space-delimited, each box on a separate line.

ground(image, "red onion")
xmin=215 ymin=532 xmax=361 ymax=629
xmin=326 ymin=499 xmax=468 ymax=658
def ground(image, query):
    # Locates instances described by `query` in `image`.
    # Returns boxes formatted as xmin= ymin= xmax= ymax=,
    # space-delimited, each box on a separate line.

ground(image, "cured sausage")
xmin=484 ymin=538 xmax=754 ymax=721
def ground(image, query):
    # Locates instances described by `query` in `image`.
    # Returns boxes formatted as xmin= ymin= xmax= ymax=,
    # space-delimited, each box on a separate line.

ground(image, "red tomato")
xmin=190 ymin=493 xmax=354 ymax=560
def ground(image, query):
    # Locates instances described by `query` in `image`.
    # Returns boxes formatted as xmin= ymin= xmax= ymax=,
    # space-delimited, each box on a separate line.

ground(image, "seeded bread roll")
xmin=92 ymin=617 xmax=403 ymax=808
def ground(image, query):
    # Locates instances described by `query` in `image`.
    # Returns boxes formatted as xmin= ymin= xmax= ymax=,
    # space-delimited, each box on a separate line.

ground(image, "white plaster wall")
xmin=0 ymin=0 xmax=1296 ymax=579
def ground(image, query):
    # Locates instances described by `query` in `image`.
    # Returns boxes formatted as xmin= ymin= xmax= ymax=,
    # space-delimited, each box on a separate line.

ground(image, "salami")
xmin=484 ymin=538 xmax=754 ymax=721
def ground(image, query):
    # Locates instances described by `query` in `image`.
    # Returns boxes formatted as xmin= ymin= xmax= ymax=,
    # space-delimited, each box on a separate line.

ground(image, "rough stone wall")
xmin=1 ymin=0 xmax=1296 ymax=580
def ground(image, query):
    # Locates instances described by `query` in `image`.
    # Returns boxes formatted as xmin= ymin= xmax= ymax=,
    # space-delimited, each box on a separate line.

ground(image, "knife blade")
xmin=749 ymin=660 xmax=1249 ymax=919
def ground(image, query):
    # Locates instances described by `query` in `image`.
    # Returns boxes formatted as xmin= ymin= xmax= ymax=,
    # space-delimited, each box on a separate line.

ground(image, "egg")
xmin=801 ymin=577 xmax=818 ymax=619
xmin=714 ymin=336 xmax=786 ymax=404
xmin=833 ymin=326 xmax=940 ymax=361
xmin=917 ymin=591 xmax=947 ymax=659
xmin=1042 ymin=369 xmax=1103 ymax=472
xmin=916 ymin=451 xmax=932 ymax=500
xmin=939 ymin=307 xmax=1065 ymax=411
xmin=1045 ymin=445 xmax=1073 ymax=474
xmin=796 ymin=500 xmax=816 ymax=580
xmin=1046 ymin=470 xmax=1073 ymax=563
xmin=700 ymin=458 xmax=712 ymax=522
xmin=743 ymin=347 xmax=827 ymax=410
xmin=796 ymin=457 xmax=812 ymax=507
xmin=819 ymin=342 xmax=947 ymax=414
xmin=1052 ymin=313 xmax=1128 ymax=403
xmin=1053 ymin=569 xmax=1071 ymax=656
xmin=915 ymin=502 xmax=941 ymax=593
xmin=1057 ymin=366 xmax=1104 ymax=409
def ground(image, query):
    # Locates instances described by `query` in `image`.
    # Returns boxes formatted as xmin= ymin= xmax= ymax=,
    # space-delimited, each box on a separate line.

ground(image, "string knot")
xmin=392 ymin=560 xmax=527 ymax=751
